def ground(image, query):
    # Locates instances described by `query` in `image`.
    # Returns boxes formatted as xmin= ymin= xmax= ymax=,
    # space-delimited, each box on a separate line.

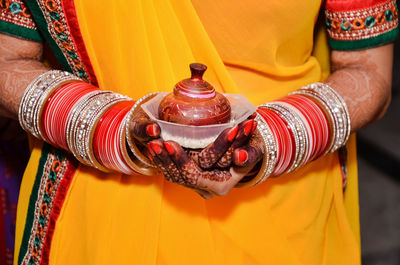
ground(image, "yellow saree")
xmin=15 ymin=0 xmax=360 ymax=264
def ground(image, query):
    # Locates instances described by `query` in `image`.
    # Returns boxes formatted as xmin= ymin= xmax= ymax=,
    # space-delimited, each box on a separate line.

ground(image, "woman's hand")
xmin=147 ymin=118 xmax=265 ymax=199
xmin=128 ymin=106 xmax=161 ymax=144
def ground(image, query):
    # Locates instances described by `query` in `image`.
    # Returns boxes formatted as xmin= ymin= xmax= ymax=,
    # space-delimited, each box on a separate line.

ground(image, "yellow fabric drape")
xmin=15 ymin=1 xmax=360 ymax=264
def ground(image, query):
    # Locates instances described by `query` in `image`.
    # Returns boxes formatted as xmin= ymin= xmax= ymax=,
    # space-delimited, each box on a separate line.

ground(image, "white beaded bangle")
xmin=65 ymin=90 xmax=109 ymax=159
xmin=18 ymin=70 xmax=80 ymax=139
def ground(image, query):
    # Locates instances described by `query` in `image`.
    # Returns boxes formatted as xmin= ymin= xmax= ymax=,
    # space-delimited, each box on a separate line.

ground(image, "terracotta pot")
xmin=158 ymin=63 xmax=231 ymax=126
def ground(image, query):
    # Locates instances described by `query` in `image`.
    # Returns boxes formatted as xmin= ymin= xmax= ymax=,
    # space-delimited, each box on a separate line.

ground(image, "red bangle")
xmin=257 ymin=107 xmax=295 ymax=176
xmin=283 ymin=95 xmax=330 ymax=159
xmin=278 ymin=96 xmax=318 ymax=161
xmin=267 ymin=109 xmax=295 ymax=175
xmin=93 ymin=100 xmax=136 ymax=174
xmin=42 ymin=81 xmax=97 ymax=150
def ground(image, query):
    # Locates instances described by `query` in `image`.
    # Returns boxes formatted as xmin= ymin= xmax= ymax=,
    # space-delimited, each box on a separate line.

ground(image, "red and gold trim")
xmin=325 ymin=0 xmax=399 ymax=50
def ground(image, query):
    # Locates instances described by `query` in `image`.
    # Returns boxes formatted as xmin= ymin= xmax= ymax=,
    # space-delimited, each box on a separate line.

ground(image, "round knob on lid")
xmin=190 ymin=63 xmax=207 ymax=80
xmin=174 ymin=63 xmax=215 ymax=99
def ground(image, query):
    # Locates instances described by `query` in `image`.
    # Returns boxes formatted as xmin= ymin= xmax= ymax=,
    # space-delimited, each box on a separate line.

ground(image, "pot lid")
xmin=174 ymin=63 xmax=216 ymax=99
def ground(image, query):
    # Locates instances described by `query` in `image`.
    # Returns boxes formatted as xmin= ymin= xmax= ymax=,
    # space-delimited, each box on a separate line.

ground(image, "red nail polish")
xmin=150 ymin=142 xmax=162 ymax=154
xmin=146 ymin=124 xmax=159 ymax=137
xmin=244 ymin=120 xmax=254 ymax=136
xmin=238 ymin=150 xmax=248 ymax=163
xmin=164 ymin=142 xmax=175 ymax=155
xmin=147 ymin=143 xmax=156 ymax=156
xmin=153 ymin=124 xmax=160 ymax=136
xmin=228 ymin=126 xmax=239 ymax=142
xmin=251 ymin=121 xmax=258 ymax=134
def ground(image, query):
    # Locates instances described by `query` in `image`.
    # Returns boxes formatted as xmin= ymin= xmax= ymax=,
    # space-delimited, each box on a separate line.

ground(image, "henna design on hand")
xmin=216 ymin=119 xmax=257 ymax=168
xmin=233 ymin=131 xmax=264 ymax=167
xmin=197 ymin=126 xmax=238 ymax=169
xmin=148 ymin=139 xmax=241 ymax=196
xmin=197 ymin=118 xmax=256 ymax=169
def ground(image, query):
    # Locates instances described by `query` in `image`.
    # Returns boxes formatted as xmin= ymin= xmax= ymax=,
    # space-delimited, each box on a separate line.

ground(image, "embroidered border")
xmin=0 ymin=0 xmax=42 ymax=41
xmin=25 ymin=0 xmax=98 ymax=85
xmin=36 ymin=0 xmax=89 ymax=81
xmin=18 ymin=143 xmax=77 ymax=265
xmin=60 ymin=0 xmax=98 ymax=86
xmin=325 ymin=0 xmax=398 ymax=41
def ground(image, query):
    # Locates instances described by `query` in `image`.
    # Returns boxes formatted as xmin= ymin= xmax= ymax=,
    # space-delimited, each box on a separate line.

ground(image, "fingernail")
xmin=236 ymin=150 xmax=248 ymax=163
xmin=146 ymin=124 xmax=159 ymax=137
xmin=244 ymin=120 xmax=254 ymax=136
xmin=251 ymin=121 xmax=258 ymax=134
xmin=164 ymin=142 xmax=175 ymax=155
xmin=150 ymin=142 xmax=162 ymax=154
xmin=228 ymin=126 xmax=239 ymax=142
xmin=147 ymin=143 xmax=156 ymax=156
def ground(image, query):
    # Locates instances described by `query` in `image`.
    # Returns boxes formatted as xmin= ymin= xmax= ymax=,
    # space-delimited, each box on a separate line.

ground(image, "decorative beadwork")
xmin=18 ymin=70 xmax=81 ymax=140
xmin=35 ymin=0 xmax=91 ymax=81
xmin=0 ymin=0 xmax=37 ymax=30
xmin=19 ymin=144 xmax=77 ymax=265
xmin=325 ymin=0 xmax=398 ymax=41
xmin=65 ymin=91 xmax=130 ymax=169
xmin=292 ymin=83 xmax=351 ymax=154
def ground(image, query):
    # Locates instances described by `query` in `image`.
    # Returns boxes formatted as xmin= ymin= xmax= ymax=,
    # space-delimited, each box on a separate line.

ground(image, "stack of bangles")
xmin=18 ymin=70 xmax=350 ymax=186
xmin=18 ymin=70 xmax=158 ymax=175
xmin=238 ymin=82 xmax=351 ymax=187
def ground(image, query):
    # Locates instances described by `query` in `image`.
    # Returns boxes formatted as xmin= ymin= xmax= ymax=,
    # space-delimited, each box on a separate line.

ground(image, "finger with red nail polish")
xmin=149 ymin=140 xmax=184 ymax=184
xmin=216 ymin=119 xmax=255 ymax=168
xmin=244 ymin=119 xmax=254 ymax=136
xmin=130 ymin=117 xmax=161 ymax=144
xmin=233 ymin=144 xmax=264 ymax=166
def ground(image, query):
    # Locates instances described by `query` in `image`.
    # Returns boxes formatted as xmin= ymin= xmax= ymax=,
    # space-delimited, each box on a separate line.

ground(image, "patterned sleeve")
xmin=0 ymin=0 xmax=42 ymax=42
xmin=325 ymin=0 xmax=399 ymax=50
